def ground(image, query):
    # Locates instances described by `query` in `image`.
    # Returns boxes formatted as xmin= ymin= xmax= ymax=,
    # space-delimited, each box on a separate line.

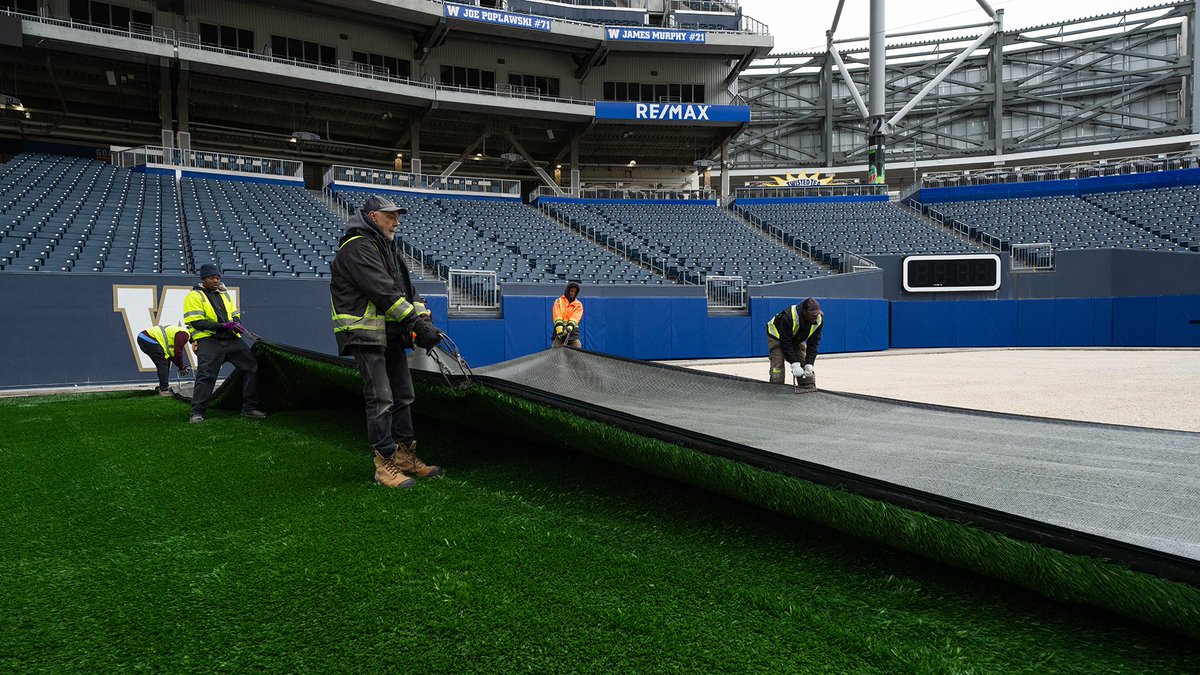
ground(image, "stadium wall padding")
xmin=0 ymin=272 xmax=1194 ymax=389
xmin=918 ymin=167 xmax=1200 ymax=203
xmin=891 ymin=296 xmax=1199 ymax=348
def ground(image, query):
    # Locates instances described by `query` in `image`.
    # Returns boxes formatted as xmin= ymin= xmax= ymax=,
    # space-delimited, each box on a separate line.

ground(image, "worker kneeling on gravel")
xmin=767 ymin=297 xmax=824 ymax=390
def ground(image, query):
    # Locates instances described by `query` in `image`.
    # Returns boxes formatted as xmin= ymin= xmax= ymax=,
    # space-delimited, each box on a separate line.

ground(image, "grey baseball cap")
xmin=362 ymin=194 xmax=407 ymax=214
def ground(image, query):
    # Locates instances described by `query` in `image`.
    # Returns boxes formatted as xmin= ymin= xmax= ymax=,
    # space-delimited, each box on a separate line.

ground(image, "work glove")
xmin=791 ymin=362 xmax=805 ymax=378
xmin=178 ymin=365 xmax=192 ymax=377
xmin=554 ymin=324 xmax=565 ymax=337
xmin=231 ymin=322 xmax=247 ymax=335
xmin=803 ymin=364 xmax=815 ymax=377
xmin=221 ymin=322 xmax=237 ymax=332
xmin=412 ymin=317 xmax=442 ymax=350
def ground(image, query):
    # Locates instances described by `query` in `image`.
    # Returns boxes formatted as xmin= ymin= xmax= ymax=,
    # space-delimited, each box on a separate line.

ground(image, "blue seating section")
xmin=183 ymin=178 xmax=345 ymax=277
xmin=10 ymin=152 xmax=1194 ymax=284
xmin=0 ymin=153 xmax=180 ymax=273
xmin=931 ymin=195 xmax=1190 ymax=251
xmin=1082 ymin=187 xmax=1200 ymax=252
xmin=335 ymin=192 xmax=666 ymax=284
xmin=546 ymin=201 xmax=831 ymax=284
xmin=739 ymin=201 xmax=984 ymax=262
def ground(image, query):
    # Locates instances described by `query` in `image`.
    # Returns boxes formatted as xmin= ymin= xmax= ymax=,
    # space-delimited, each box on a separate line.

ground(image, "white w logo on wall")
xmin=112 ymin=285 xmax=238 ymax=371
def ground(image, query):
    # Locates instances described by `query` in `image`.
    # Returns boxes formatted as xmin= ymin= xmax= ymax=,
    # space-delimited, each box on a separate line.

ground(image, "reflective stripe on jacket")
xmin=184 ymin=288 xmax=240 ymax=340
xmin=146 ymin=324 xmax=188 ymax=357
xmin=552 ymin=296 xmax=583 ymax=331
xmin=329 ymin=212 xmax=426 ymax=355
xmin=767 ymin=304 xmax=824 ymax=365
xmin=766 ymin=305 xmax=821 ymax=341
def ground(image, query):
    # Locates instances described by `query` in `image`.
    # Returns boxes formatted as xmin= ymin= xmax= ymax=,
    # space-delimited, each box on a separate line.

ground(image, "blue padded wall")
xmin=703 ymin=316 xmax=753 ymax=359
xmin=502 ymin=295 xmax=554 ymax=359
xmin=894 ymin=296 xmax=1198 ymax=349
xmin=1016 ymin=298 xmax=1108 ymax=346
xmin=892 ymin=301 xmax=1018 ymax=348
xmin=446 ymin=318 xmax=506 ymax=366
xmin=1111 ymin=297 xmax=1158 ymax=346
xmin=1155 ymin=295 xmax=1200 ymax=346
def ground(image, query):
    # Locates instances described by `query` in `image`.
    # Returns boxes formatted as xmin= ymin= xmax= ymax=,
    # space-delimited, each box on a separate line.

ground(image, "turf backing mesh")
xmin=214 ymin=341 xmax=1200 ymax=637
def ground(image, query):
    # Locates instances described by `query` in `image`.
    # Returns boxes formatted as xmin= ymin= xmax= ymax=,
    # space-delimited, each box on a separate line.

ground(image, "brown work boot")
xmin=373 ymin=450 xmax=416 ymax=489
xmin=392 ymin=440 xmax=443 ymax=478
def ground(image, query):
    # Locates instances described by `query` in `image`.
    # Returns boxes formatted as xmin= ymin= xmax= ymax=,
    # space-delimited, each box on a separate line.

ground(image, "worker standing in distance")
xmin=551 ymin=281 xmax=583 ymax=349
xmin=330 ymin=194 xmax=444 ymax=489
xmin=767 ymin=297 xmax=823 ymax=390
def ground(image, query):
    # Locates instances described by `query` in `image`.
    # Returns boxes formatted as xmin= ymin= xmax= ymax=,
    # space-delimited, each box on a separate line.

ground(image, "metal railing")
xmin=921 ymin=152 xmax=1200 ymax=189
xmin=3 ymin=7 xmax=593 ymax=109
xmin=112 ymin=146 xmax=303 ymax=178
xmin=448 ymin=269 xmax=500 ymax=314
xmin=326 ymin=165 xmax=521 ymax=197
xmin=320 ymin=186 xmax=350 ymax=221
xmin=1010 ymin=242 xmax=1055 ymax=272
xmin=734 ymin=184 xmax=889 ymax=200
xmin=531 ymin=186 xmax=717 ymax=201
xmin=916 ymin=202 xmax=1003 ymax=251
xmin=705 ymin=275 xmax=747 ymax=312
xmin=0 ymin=9 xmax=178 ymax=44
xmin=842 ymin=252 xmax=878 ymax=274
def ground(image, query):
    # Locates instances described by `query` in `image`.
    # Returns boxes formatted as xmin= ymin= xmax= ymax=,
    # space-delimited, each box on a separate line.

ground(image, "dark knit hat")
xmin=199 ymin=263 xmax=221 ymax=279
xmin=801 ymin=297 xmax=821 ymax=318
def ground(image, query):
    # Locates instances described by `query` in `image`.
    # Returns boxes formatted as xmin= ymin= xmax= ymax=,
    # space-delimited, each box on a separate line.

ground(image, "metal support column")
xmin=158 ymin=58 xmax=172 ymax=134
xmin=823 ymin=33 xmax=835 ymax=166
xmin=177 ymin=62 xmax=189 ymax=134
xmin=410 ymin=120 xmax=422 ymax=175
xmin=720 ymin=141 xmax=731 ymax=202
xmin=867 ymin=0 xmax=887 ymax=185
xmin=991 ymin=9 xmax=1004 ymax=158
xmin=1192 ymin=8 xmax=1200 ymax=143
xmin=570 ymin=136 xmax=580 ymax=197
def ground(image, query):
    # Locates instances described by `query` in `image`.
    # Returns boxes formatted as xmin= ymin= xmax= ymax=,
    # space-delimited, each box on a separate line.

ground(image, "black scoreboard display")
xmin=902 ymin=254 xmax=1001 ymax=293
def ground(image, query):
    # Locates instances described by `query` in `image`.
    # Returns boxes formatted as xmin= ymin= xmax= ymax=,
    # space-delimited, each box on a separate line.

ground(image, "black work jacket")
xmin=329 ymin=211 xmax=423 ymax=355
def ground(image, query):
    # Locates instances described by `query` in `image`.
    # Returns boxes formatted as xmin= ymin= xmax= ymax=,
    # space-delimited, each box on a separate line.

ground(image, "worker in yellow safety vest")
xmin=136 ymin=324 xmax=192 ymax=395
xmin=183 ymin=263 xmax=266 ymax=424
xmin=767 ymin=297 xmax=824 ymax=389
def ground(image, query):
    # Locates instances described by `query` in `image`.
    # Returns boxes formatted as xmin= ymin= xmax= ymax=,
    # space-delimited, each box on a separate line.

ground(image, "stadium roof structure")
xmin=0 ymin=1 xmax=770 ymax=178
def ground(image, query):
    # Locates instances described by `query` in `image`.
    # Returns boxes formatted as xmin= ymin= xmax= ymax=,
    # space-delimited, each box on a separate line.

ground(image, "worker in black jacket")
xmin=767 ymin=297 xmax=824 ymax=388
xmin=330 ymin=194 xmax=444 ymax=489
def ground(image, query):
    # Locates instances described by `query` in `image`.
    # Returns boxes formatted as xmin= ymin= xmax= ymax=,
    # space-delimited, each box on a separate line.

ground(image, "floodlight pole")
xmin=867 ymin=0 xmax=886 ymax=185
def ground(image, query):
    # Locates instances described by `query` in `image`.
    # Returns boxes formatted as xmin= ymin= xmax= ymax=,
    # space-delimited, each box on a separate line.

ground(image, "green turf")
xmin=2 ymin=391 xmax=1199 ymax=672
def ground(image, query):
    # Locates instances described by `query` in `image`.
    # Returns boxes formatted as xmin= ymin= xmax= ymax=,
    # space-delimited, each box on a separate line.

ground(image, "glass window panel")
xmin=199 ymin=23 xmax=218 ymax=45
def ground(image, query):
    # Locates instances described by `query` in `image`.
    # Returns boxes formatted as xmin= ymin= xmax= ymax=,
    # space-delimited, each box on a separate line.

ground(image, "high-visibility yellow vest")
xmin=146 ymin=324 xmax=189 ymax=356
xmin=767 ymin=305 xmax=822 ymax=341
xmin=183 ymin=287 xmax=241 ymax=340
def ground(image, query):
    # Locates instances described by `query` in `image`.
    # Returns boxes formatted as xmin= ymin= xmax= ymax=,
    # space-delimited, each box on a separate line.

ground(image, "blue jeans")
xmin=350 ymin=345 xmax=415 ymax=456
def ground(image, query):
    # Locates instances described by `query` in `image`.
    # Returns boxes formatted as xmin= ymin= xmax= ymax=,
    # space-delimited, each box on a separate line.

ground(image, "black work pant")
xmin=350 ymin=344 xmax=415 ymax=456
xmin=191 ymin=337 xmax=259 ymax=415
xmin=136 ymin=335 xmax=173 ymax=390
xmin=767 ymin=336 xmax=807 ymax=385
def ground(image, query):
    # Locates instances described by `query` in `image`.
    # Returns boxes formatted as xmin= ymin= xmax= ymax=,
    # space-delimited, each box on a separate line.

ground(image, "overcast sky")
xmin=736 ymin=0 xmax=1166 ymax=54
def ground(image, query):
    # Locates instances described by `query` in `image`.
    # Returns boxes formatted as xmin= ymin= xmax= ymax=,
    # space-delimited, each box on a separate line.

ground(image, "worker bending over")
xmin=767 ymin=297 xmax=824 ymax=390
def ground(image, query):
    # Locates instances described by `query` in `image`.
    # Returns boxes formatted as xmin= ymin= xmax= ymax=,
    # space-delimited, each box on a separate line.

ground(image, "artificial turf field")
xmin=2 ymin=390 xmax=1198 ymax=672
